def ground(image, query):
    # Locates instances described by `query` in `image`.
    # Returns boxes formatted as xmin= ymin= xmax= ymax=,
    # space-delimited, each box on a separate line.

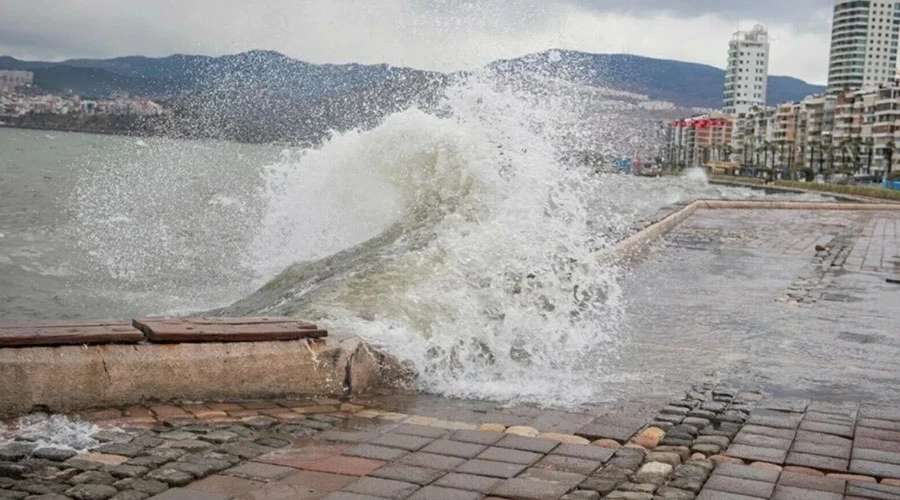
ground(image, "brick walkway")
xmin=3 ymin=387 xmax=900 ymax=499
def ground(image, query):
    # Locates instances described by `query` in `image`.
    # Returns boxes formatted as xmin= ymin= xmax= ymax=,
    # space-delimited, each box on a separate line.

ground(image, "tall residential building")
xmin=0 ymin=70 xmax=33 ymax=91
xmin=827 ymin=0 xmax=900 ymax=91
xmin=723 ymin=25 xmax=770 ymax=115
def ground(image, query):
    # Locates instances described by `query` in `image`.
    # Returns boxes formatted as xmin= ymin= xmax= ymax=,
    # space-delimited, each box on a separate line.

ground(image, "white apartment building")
xmin=827 ymin=0 xmax=900 ymax=91
xmin=0 ymin=70 xmax=33 ymax=91
xmin=724 ymin=25 xmax=770 ymax=115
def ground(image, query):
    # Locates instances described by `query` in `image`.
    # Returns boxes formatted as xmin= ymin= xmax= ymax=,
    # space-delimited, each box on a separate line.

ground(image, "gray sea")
xmin=0 ymin=127 xmax=282 ymax=321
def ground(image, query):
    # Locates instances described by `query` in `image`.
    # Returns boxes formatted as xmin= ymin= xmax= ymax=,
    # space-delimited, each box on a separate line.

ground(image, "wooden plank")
xmin=0 ymin=320 xmax=130 ymax=329
xmin=0 ymin=324 xmax=144 ymax=347
xmin=133 ymin=316 xmax=317 ymax=328
xmin=133 ymin=318 xmax=326 ymax=343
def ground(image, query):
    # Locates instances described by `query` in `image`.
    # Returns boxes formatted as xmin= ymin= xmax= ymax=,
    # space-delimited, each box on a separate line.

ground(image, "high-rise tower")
xmin=724 ymin=25 xmax=770 ymax=115
xmin=828 ymin=0 xmax=900 ymax=91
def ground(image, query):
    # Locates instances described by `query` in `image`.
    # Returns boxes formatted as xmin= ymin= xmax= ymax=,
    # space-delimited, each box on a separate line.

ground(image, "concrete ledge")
xmin=0 ymin=335 xmax=386 ymax=418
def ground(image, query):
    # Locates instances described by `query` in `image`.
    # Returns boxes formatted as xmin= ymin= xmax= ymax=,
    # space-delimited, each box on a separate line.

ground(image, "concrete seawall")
xmin=0 ymin=334 xmax=386 ymax=418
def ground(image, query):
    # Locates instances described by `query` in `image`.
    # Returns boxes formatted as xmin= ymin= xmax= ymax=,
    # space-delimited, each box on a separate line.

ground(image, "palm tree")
xmin=865 ymin=138 xmax=875 ymax=175
xmin=851 ymin=137 xmax=862 ymax=175
xmin=884 ymin=141 xmax=895 ymax=181
xmin=808 ymin=140 xmax=819 ymax=172
xmin=723 ymin=145 xmax=733 ymax=162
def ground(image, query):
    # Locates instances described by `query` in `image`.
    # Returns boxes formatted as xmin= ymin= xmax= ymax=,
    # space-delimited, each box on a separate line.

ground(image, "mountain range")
xmin=1 ymin=49 xmax=824 ymax=110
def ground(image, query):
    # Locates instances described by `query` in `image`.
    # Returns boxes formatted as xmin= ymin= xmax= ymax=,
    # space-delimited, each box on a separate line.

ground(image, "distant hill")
xmin=489 ymin=50 xmax=825 ymax=109
xmin=1 ymin=50 xmax=824 ymax=109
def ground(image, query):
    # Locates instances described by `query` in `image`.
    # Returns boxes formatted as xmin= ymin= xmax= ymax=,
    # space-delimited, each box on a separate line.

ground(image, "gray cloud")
xmin=0 ymin=1 xmax=833 ymax=83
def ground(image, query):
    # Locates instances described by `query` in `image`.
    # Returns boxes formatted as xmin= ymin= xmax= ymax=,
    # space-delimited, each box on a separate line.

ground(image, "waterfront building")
xmin=827 ymin=0 xmax=900 ymax=91
xmin=724 ymin=25 xmax=770 ymax=115
xmin=0 ymin=70 xmax=34 ymax=91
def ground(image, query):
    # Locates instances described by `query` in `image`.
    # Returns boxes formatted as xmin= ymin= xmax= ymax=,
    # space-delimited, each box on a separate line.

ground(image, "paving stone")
xmin=785 ymin=452 xmax=848 ymax=472
xmin=851 ymin=459 xmax=900 ymax=479
xmin=859 ymin=419 xmax=900 ymax=432
xmin=128 ymin=480 xmax=168 ymax=495
xmin=456 ymin=458 xmax=528 ymax=478
xmin=856 ymin=438 xmax=900 ymax=454
xmin=399 ymin=452 xmax=466 ymax=471
xmin=608 ymin=448 xmax=646 ymax=471
xmin=342 ymin=444 xmax=407 ymax=462
xmin=145 ymin=487 xmax=231 ymax=499
xmin=696 ymin=491 xmax=760 ymax=500
xmin=618 ymin=482 xmax=657 ymax=492
xmin=846 ymin=482 xmax=900 ymax=499
xmin=166 ymin=458 xmax=231 ymax=478
xmin=92 ymin=431 xmax=134 ymax=444
xmin=343 ymin=477 xmax=418 ymax=500
xmin=406 ymin=486 xmax=481 ymax=500
xmin=733 ymin=430 xmax=792 ymax=450
xmin=633 ymin=462 xmax=673 ymax=485
xmin=578 ymin=422 xmax=642 ymax=443
xmin=533 ymin=455 xmax=602 ymax=475
xmin=369 ymin=464 xmax=445 ymax=485
xmin=725 ymin=444 xmax=788 ymax=464
xmin=561 ymin=491 xmax=601 ymax=500
xmin=798 ymin=420 xmax=854 ymax=438
xmin=0 ymin=491 xmax=27 ymax=500
xmin=496 ymin=435 xmax=558 ymax=454
xmin=681 ymin=418 xmax=710 ymax=429
xmin=653 ymin=486 xmax=695 ymax=500
xmin=317 ymin=431 xmax=379 ymax=444
xmin=224 ymin=462 xmax=295 ymax=481
xmin=746 ymin=411 xmax=802 ymax=430
xmin=393 ymin=424 xmax=448 ymax=439
xmin=860 ymin=404 xmax=900 ymax=421
xmin=108 ymin=465 xmax=149 ymax=479
xmin=661 ymin=407 xmax=690 ymax=417
xmin=779 ymin=471 xmax=845 ymax=493
xmin=552 ymin=444 xmax=615 ymax=463
xmin=110 ymin=489 xmax=150 ymax=500
xmin=858 ymin=427 xmax=900 ymax=443
xmin=771 ymin=485 xmax=842 ymax=500
xmin=218 ymin=442 xmax=273 ymax=460
xmin=449 ymin=430 xmax=504 ymax=446
xmin=519 ymin=467 xmax=586 ymax=487
xmin=703 ymin=475 xmax=774 ymax=497
xmin=185 ymin=474 xmax=264 ymax=496
xmin=419 ymin=440 xmax=486 ymax=459
xmin=790 ymin=440 xmax=850 ymax=459
xmin=714 ymin=463 xmax=780 ymax=483
xmin=478 ymin=447 xmax=542 ymax=465
xmin=31 ymin=449 xmax=77 ymax=462
xmin=197 ymin=431 xmax=239 ymax=445
xmin=300 ymin=455 xmax=385 ymax=477
xmin=795 ymin=430 xmax=851 ymax=447
xmin=645 ymin=452 xmax=681 ymax=468
xmin=853 ymin=447 xmax=900 ymax=465
xmin=70 ymin=470 xmax=117 ymax=485
xmin=144 ymin=468 xmax=194 ymax=487
xmin=690 ymin=444 xmax=721 ymax=455
xmin=435 ymin=473 xmax=501 ymax=493
xmin=64 ymin=484 xmax=119 ymax=500
xmin=92 ymin=444 xmax=145 ymax=459
xmin=605 ymin=492 xmax=653 ymax=500
xmin=491 ymin=477 xmax=572 ymax=500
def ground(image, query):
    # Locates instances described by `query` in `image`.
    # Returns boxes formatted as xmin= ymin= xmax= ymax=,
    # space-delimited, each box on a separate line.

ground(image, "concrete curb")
xmin=710 ymin=179 xmax=900 ymax=205
xmin=0 ymin=334 xmax=386 ymax=418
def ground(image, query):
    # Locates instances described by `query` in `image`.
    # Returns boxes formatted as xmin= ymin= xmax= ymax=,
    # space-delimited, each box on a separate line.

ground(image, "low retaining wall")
xmin=0 ymin=334 xmax=386 ymax=418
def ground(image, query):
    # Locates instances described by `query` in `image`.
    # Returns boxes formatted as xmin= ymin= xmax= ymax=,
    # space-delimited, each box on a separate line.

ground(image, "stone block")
xmin=370 ymin=464 xmax=446 ymax=485
xmin=223 ymin=462 xmax=294 ymax=481
xmin=771 ymin=485 xmax=841 ymax=500
xmin=779 ymin=471 xmax=845 ymax=493
xmin=790 ymin=440 xmax=850 ymax=459
xmin=798 ymin=421 xmax=854 ymax=439
xmin=477 ymin=447 xmax=542 ymax=465
xmin=633 ymin=462 xmax=673 ymax=485
xmin=704 ymin=475 xmax=775 ymax=497
xmin=435 ymin=473 xmax=501 ymax=493
xmin=491 ymin=477 xmax=572 ymax=500
xmin=532 ymin=455 xmax=602 ymax=475
xmin=784 ymin=452 xmax=848 ymax=472
xmin=850 ymin=459 xmax=900 ymax=479
xmin=368 ymin=433 xmax=433 ymax=451
xmin=342 ymin=444 xmax=408 ymax=462
xmin=552 ymin=444 xmax=615 ymax=462
xmin=420 ymin=440 xmax=486 ymax=459
xmin=392 ymin=424 xmax=448 ymax=438
xmin=406 ymin=486 xmax=482 ymax=500
xmin=450 ymin=430 xmax=504 ymax=446
xmin=145 ymin=488 xmax=231 ymax=500
xmin=185 ymin=474 xmax=264 ymax=496
xmin=343 ymin=477 xmax=418 ymax=499
xmin=399 ymin=452 xmax=466 ymax=471
xmin=496 ymin=435 xmax=559 ymax=454
xmin=715 ymin=463 xmax=780 ymax=482
xmin=725 ymin=444 xmax=787 ymax=464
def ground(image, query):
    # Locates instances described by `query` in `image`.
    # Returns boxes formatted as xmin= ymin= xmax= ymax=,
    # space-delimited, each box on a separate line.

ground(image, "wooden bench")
xmin=132 ymin=317 xmax=327 ymax=343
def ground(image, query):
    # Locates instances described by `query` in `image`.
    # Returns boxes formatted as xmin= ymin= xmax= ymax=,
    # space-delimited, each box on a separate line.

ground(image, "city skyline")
xmin=1 ymin=1 xmax=837 ymax=85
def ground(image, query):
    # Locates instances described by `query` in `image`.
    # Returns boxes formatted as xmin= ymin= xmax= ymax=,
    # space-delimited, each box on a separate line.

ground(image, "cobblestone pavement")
xmin=4 ymin=387 xmax=900 ymax=499
xmin=611 ymin=209 xmax=900 ymax=402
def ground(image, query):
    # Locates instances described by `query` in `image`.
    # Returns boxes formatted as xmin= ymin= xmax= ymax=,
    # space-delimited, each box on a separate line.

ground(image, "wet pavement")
xmin=612 ymin=208 xmax=900 ymax=402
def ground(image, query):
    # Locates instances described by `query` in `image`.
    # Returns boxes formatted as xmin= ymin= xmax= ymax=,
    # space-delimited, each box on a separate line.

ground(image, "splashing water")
xmin=684 ymin=167 xmax=709 ymax=184
xmin=3 ymin=414 xmax=99 ymax=451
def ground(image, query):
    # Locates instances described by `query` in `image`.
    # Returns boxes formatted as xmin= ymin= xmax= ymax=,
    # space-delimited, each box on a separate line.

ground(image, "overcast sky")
xmin=1 ymin=0 xmax=835 ymax=84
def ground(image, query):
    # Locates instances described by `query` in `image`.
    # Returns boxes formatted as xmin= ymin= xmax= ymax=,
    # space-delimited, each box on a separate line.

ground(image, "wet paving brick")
xmin=368 ymin=464 xmax=445 ymax=485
